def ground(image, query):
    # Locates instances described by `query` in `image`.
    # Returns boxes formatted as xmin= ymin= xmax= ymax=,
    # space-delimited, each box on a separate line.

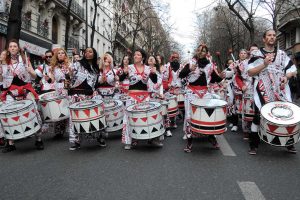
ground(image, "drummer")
xmin=50 ymin=47 xmax=106 ymax=150
xmin=0 ymin=39 xmax=44 ymax=153
xmin=0 ymin=50 xmax=7 ymax=146
xmin=119 ymin=49 xmax=163 ymax=150
xmin=96 ymin=53 xmax=118 ymax=99
xmin=117 ymin=55 xmax=131 ymax=94
xmin=247 ymin=29 xmax=297 ymax=155
xmin=179 ymin=44 xmax=225 ymax=153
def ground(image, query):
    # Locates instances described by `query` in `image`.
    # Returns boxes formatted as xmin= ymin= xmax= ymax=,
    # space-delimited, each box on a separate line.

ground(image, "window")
xmin=286 ymin=32 xmax=291 ymax=48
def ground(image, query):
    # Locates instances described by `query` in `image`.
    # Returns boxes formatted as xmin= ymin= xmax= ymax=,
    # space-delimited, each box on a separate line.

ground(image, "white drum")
xmin=115 ymin=94 xmax=132 ymax=106
xmin=104 ymin=99 xmax=124 ymax=132
xmin=150 ymin=98 xmax=168 ymax=116
xmin=39 ymin=91 xmax=69 ymax=122
xmin=127 ymin=102 xmax=165 ymax=140
xmin=259 ymin=101 xmax=300 ymax=147
xmin=165 ymin=94 xmax=178 ymax=118
xmin=69 ymin=99 xmax=106 ymax=134
xmin=242 ymin=93 xmax=254 ymax=121
xmin=0 ymin=100 xmax=41 ymax=140
xmin=190 ymin=98 xmax=227 ymax=135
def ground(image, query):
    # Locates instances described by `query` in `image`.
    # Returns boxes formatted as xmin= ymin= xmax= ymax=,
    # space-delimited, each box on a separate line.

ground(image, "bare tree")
xmin=6 ymin=0 xmax=24 ymax=46
xmin=90 ymin=0 xmax=105 ymax=47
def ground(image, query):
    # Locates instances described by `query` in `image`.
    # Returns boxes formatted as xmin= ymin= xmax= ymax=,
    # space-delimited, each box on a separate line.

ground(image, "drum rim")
xmin=39 ymin=91 xmax=66 ymax=102
xmin=0 ymin=100 xmax=33 ymax=114
xmin=126 ymin=102 xmax=161 ymax=113
xmin=69 ymin=99 xmax=104 ymax=110
xmin=104 ymin=99 xmax=123 ymax=110
xmin=260 ymin=101 xmax=300 ymax=125
xmin=190 ymin=99 xmax=227 ymax=108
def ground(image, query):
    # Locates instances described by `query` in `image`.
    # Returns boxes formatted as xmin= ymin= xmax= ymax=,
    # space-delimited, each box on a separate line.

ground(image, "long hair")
xmin=79 ymin=47 xmax=99 ymax=74
xmin=146 ymin=55 xmax=160 ymax=73
xmin=99 ymin=53 xmax=114 ymax=72
xmin=6 ymin=39 xmax=26 ymax=64
xmin=0 ymin=50 xmax=8 ymax=64
xmin=120 ymin=55 xmax=131 ymax=69
xmin=134 ymin=49 xmax=147 ymax=64
xmin=156 ymin=54 xmax=165 ymax=66
xmin=50 ymin=48 xmax=70 ymax=69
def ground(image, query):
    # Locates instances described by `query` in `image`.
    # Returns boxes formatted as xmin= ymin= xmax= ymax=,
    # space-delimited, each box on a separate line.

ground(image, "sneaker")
xmin=243 ymin=133 xmax=249 ymax=140
xmin=165 ymin=130 xmax=172 ymax=137
xmin=183 ymin=134 xmax=187 ymax=140
xmin=124 ymin=144 xmax=131 ymax=150
xmin=231 ymin=126 xmax=238 ymax=132
xmin=152 ymin=140 xmax=163 ymax=147
xmin=248 ymin=148 xmax=257 ymax=155
xmin=287 ymin=146 xmax=297 ymax=154
xmin=228 ymin=123 xmax=233 ymax=128
xmin=2 ymin=144 xmax=16 ymax=153
xmin=97 ymin=138 xmax=107 ymax=147
xmin=35 ymin=141 xmax=44 ymax=150
xmin=184 ymin=147 xmax=192 ymax=153
xmin=69 ymin=143 xmax=80 ymax=151
xmin=212 ymin=142 xmax=220 ymax=149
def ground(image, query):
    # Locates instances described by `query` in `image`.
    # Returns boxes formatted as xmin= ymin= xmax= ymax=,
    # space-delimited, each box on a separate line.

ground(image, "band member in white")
xmin=119 ymin=49 xmax=162 ymax=150
xmin=179 ymin=44 xmax=224 ymax=153
xmin=0 ymin=50 xmax=7 ymax=146
xmin=247 ymin=29 xmax=297 ymax=155
xmin=0 ymin=39 xmax=44 ymax=153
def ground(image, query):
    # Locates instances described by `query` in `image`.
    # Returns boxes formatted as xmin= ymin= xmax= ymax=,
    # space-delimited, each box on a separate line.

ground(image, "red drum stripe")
xmin=191 ymin=127 xmax=226 ymax=135
xmin=191 ymin=119 xmax=226 ymax=126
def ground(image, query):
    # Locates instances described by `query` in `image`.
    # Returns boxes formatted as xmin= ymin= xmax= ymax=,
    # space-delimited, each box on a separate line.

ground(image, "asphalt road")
xmin=1 ymin=119 xmax=300 ymax=200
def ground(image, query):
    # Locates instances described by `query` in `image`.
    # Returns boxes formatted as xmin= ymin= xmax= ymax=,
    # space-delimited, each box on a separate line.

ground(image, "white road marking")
xmin=216 ymin=135 xmax=236 ymax=156
xmin=238 ymin=181 xmax=266 ymax=200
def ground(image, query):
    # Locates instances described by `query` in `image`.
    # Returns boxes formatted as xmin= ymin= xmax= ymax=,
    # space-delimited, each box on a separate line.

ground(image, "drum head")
xmin=0 ymin=100 xmax=32 ymax=114
xmin=39 ymin=91 xmax=62 ymax=101
xmin=127 ymin=102 xmax=160 ymax=113
xmin=165 ymin=93 xmax=176 ymax=100
xmin=117 ymin=94 xmax=131 ymax=102
xmin=261 ymin=101 xmax=300 ymax=125
xmin=104 ymin=99 xmax=122 ymax=110
xmin=191 ymin=98 xmax=227 ymax=108
xmin=69 ymin=99 xmax=103 ymax=110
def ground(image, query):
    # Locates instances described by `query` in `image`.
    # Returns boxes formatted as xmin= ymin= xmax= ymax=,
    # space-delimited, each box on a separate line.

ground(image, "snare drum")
xmin=104 ymin=99 xmax=124 ymax=132
xmin=0 ymin=100 xmax=41 ymax=140
xmin=259 ymin=101 xmax=300 ymax=147
xmin=166 ymin=94 xmax=178 ymax=118
xmin=39 ymin=91 xmax=69 ymax=122
xmin=69 ymin=100 xmax=106 ymax=134
xmin=150 ymin=98 xmax=168 ymax=116
xmin=126 ymin=102 xmax=165 ymax=140
xmin=177 ymin=89 xmax=185 ymax=109
xmin=190 ymin=98 xmax=227 ymax=135
xmin=242 ymin=93 xmax=254 ymax=121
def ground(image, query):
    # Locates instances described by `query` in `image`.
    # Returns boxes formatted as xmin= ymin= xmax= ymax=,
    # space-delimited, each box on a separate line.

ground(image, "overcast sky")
xmin=161 ymin=0 xmax=219 ymax=57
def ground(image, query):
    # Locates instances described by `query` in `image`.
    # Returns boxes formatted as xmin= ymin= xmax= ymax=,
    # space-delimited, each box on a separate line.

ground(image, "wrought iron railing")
xmin=21 ymin=12 xmax=31 ymax=31
xmin=37 ymin=18 xmax=49 ymax=38
xmin=68 ymin=36 xmax=79 ymax=49
xmin=59 ymin=0 xmax=85 ymax=19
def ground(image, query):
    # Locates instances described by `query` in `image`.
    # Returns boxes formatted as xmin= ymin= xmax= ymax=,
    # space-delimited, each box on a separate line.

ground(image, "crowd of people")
xmin=0 ymin=29 xmax=298 ymax=155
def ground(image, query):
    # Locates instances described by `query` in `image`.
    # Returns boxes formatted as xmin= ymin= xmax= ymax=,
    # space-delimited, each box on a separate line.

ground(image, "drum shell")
xmin=104 ymin=99 xmax=124 ymax=132
xmin=127 ymin=102 xmax=165 ymax=140
xmin=190 ymin=99 xmax=227 ymax=135
xmin=166 ymin=95 xmax=178 ymax=117
xmin=242 ymin=94 xmax=254 ymax=121
xmin=39 ymin=92 xmax=70 ymax=122
xmin=0 ymin=100 xmax=41 ymax=140
xmin=69 ymin=100 xmax=106 ymax=134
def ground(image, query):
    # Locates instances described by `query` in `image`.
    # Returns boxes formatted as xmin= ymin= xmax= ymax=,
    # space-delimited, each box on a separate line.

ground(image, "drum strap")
xmin=129 ymin=91 xmax=149 ymax=103
xmin=188 ymin=85 xmax=208 ymax=99
xmin=1 ymin=83 xmax=39 ymax=101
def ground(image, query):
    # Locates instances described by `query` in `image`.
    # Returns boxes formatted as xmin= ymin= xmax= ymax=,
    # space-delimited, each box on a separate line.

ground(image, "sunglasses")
xmin=46 ymin=56 xmax=52 ymax=58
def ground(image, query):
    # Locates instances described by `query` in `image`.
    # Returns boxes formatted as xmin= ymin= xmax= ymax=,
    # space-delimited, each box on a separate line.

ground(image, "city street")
xmin=1 ymin=119 xmax=299 ymax=200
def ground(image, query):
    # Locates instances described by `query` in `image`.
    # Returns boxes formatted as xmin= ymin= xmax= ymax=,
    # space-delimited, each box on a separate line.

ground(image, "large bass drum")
xmin=190 ymin=98 xmax=227 ymax=135
xmin=126 ymin=102 xmax=165 ymax=140
xmin=259 ymin=101 xmax=300 ymax=147
xmin=69 ymin=100 xmax=106 ymax=134
xmin=39 ymin=91 xmax=69 ymax=122
xmin=0 ymin=100 xmax=41 ymax=140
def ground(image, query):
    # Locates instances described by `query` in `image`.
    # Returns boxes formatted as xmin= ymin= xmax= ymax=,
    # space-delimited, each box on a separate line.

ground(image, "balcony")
xmin=58 ymin=0 xmax=85 ymax=20
xmin=37 ymin=18 xmax=49 ymax=39
xmin=21 ymin=12 xmax=31 ymax=31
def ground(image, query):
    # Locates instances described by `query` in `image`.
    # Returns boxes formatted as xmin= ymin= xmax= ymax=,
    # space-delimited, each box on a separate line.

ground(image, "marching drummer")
xmin=0 ymin=39 xmax=44 ymax=153
xmin=179 ymin=44 xmax=225 ymax=153
xmin=96 ymin=53 xmax=118 ymax=99
xmin=117 ymin=55 xmax=131 ymax=94
xmin=119 ymin=49 xmax=163 ymax=150
xmin=0 ymin=50 xmax=7 ymax=146
xmin=247 ymin=29 xmax=297 ymax=155
xmin=50 ymin=47 xmax=106 ymax=150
